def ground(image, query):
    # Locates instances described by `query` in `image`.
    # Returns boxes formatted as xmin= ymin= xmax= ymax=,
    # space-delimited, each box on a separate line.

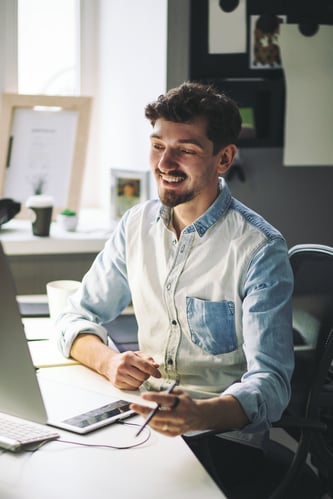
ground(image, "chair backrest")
xmin=289 ymin=244 xmax=333 ymax=351
xmin=288 ymin=245 xmax=333 ymax=494
xmin=287 ymin=244 xmax=333 ymax=415
xmin=268 ymin=245 xmax=333 ymax=498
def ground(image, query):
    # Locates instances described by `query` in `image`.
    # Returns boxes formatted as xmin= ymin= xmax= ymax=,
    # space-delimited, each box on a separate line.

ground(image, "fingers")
xmin=110 ymin=351 xmax=161 ymax=390
xmin=140 ymin=387 xmax=182 ymax=409
xmin=170 ymin=396 xmax=180 ymax=410
xmin=134 ymin=351 xmax=160 ymax=369
xmin=130 ymin=389 xmax=185 ymax=435
xmin=131 ymin=389 xmax=206 ymax=437
xmin=130 ymin=400 xmax=183 ymax=437
xmin=130 ymin=389 xmax=183 ymax=416
xmin=132 ymin=352 xmax=161 ymax=376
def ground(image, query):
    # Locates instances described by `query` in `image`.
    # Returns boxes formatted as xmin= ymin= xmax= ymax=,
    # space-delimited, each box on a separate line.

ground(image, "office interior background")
xmin=0 ymin=0 xmax=333 ymax=249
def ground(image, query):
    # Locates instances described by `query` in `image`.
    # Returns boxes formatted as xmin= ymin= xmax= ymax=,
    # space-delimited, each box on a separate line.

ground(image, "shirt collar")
xmin=157 ymin=177 xmax=233 ymax=237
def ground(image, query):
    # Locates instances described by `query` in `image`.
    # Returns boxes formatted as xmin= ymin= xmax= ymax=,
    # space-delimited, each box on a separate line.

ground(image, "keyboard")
xmin=0 ymin=413 xmax=59 ymax=452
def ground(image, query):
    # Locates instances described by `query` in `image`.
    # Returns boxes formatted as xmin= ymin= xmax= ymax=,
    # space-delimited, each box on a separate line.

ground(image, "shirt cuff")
xmin=57 ymin=320 xmax=109 ymax=358
xmin=223 ymin=381 xmax=270 ymax=432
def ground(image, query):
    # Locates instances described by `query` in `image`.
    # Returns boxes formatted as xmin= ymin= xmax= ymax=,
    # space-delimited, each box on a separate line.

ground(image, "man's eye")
xmin=180 ymin=148 xmax=195 ymax=155
xmin=152 ymin=143 xmax=164 ymax=150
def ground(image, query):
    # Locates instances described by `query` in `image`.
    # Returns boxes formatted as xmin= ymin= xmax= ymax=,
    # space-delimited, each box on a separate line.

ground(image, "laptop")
xmin=0 ymin=242 xmax=134 ymax=451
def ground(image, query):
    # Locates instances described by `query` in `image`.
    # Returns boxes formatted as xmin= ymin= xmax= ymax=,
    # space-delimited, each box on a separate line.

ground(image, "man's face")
xmin=149 ymin=118 xmax=223 ymax=210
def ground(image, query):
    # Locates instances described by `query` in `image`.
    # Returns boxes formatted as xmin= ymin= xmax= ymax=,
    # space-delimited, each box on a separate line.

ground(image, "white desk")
xmin=0 ymin=365 xmax=225 ymax=499
xmin=1 ymin=210 xmax=111 ymax=294
xmin=23 ymin=313 xmax=134 ymax=368
xmin=22 ymin=316 xmax=79 ymax=367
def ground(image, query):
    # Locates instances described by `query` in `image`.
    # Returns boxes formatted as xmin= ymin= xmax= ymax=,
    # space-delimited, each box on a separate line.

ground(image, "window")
xmin=18 ymin=0 xmax=80 ymax=95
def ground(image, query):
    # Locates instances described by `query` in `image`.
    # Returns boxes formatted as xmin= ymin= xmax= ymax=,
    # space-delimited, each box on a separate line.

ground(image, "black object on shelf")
xmin=0 ymin=198 xmax=21 ymax=227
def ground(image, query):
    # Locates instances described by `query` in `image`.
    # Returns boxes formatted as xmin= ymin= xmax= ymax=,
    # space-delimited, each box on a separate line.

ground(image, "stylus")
xmin=135 ymin=381 xmax=178 ymax=437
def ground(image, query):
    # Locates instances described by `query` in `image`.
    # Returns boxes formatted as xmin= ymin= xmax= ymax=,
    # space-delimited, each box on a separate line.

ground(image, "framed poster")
xmin=110 ymin=168 xmax=150 ymax=221
xmin=0 ymin=93 xmax=92 ymax=218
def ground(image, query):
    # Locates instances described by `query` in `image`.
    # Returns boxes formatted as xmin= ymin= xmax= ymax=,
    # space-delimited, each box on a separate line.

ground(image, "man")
xmin=57 ymin=82 xmax=294 ymax=497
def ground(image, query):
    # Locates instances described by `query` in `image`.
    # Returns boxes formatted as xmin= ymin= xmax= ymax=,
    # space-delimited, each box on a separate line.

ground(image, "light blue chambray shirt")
xmin=57 ymin=178 xmax=294 ymax=434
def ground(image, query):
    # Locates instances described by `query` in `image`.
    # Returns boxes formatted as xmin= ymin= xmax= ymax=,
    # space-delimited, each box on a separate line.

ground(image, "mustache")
xmin=156 ymin=168 xmax=186 ymax=178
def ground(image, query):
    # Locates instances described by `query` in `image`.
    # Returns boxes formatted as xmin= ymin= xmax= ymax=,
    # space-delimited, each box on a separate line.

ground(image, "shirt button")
xmin=171 ymin=320 xmax=177 ymax=326
xmin=167 ymin=358 xmax=173 ymax=365
xmin=166 ymin=283 xmax=171 ymax=291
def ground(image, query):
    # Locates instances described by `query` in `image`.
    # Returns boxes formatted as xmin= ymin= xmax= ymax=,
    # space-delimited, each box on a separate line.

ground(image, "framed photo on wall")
xmin=0 ymin=93 xmax=92 ymax=219
xmin=249 ymin=14 xmax=286 ymax=70
xmin=110 ymin=168 xmax=150 ymax=221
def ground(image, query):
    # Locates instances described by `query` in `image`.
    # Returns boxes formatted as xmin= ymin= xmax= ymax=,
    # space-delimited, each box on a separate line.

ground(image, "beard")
xmin=156 ymin=169 xmax=195 ymax=208
xmin=159 ymin=188 xmax=195 ymax=208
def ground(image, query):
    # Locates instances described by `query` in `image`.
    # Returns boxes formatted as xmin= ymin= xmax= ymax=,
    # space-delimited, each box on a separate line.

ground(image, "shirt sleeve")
xmin=57 ymin=213 xmax=132 ymax=358
xmin=223 ymin=236 xmax=294 ymax=432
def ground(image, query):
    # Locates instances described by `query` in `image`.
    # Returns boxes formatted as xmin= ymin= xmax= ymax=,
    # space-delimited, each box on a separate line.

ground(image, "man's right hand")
xmin=102 ymin=350 xmax=161 ymax=390
xmin=70 ymin=333 xmax=161 ymax=390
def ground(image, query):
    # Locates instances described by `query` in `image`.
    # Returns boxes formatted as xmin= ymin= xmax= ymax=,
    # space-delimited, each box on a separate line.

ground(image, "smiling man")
xmin=148 ymin=117 xmax=235 ymax=235
xmin=57 ymin=82 xmax=294 ymax=498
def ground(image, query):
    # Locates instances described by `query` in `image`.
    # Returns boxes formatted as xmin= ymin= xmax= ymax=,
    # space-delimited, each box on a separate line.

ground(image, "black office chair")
xmin=104 ymin=314 xmax=139 ymax=352
xmin=264 ymin=243 xmax=333 ymax=499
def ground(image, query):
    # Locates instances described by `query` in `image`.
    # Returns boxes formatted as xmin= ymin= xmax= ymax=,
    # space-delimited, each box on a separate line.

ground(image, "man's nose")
xmin=158 ymin=148 xmax=177 ymax=171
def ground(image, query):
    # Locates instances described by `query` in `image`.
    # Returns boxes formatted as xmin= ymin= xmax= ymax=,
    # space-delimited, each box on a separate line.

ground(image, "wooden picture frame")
xmin=0 ymin=93 xmax=92 ymax=218
xmin=110 ymin=168 xmax=150 ymax=222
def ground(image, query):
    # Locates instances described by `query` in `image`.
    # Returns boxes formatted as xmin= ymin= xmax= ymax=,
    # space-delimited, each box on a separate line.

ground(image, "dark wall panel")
xmin=228 ymin=148 xmax=333 ymax=248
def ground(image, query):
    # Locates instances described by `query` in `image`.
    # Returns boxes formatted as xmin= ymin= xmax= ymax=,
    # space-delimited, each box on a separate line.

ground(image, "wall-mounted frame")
xmin=110 ymin=168 xmax=150 ymax=222
xmin=202 ymin=77 xmax=285 ymax=148
xmin=189 ymin=1 xmax=286 ymax=147
xmin=0 ymin=93 xmax=92 ymax=218
xmin=190 ymin=1 xmax=285 ymax=82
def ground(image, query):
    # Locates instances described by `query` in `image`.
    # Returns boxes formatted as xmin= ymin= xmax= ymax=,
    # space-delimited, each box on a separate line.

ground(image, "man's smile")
xmin=158 ymin=171 xmax=186 ymax=184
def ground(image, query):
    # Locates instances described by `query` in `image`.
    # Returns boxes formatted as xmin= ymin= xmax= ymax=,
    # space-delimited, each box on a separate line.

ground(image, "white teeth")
xmin=161 ymin=175 xmax=184 ymax=183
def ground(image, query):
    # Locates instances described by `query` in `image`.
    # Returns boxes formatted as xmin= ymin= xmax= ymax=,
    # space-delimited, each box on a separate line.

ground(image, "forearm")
xmin=70 ymin=333 xmax=161 ymax=390
xmin=197 ymin=394 xmax=249 ymax=432
xmin=70 ymin=333 xmax=118 ymax=379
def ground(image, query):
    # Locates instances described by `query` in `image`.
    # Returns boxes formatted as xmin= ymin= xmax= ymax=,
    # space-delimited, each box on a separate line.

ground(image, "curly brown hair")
xmin=145 ymin=81 xmax=242 ymax=154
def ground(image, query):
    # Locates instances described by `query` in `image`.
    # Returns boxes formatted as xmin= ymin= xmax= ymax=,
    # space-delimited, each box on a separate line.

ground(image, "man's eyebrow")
xmin=150 ymin=134 xmax=204 ymax=148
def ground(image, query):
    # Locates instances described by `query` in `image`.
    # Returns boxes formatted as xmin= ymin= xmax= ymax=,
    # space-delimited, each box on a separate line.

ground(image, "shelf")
xmin=0 ymin=209 xmax=111 ymax=255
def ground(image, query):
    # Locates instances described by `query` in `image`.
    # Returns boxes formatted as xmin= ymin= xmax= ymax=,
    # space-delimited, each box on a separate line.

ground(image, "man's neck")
xmin=171 ymin=183 xmax=222 ymax=238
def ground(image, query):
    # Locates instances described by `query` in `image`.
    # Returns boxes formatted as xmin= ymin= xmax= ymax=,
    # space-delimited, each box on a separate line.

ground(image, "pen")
xmin=135 ymin=381 xmax=178 ymax=437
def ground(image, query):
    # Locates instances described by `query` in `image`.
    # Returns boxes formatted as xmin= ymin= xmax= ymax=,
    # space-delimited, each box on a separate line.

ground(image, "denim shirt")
xmin=57 ymin=178 xmax=294 ymax=433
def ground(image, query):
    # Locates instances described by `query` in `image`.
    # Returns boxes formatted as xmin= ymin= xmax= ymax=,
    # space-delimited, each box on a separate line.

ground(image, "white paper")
xmin=280 ymin=25 xmax=333 ymax=166
xmin=208 ymin=0 xmax=246 ymax=54
xmin=5 ymin=108 xmax=78 ymax=203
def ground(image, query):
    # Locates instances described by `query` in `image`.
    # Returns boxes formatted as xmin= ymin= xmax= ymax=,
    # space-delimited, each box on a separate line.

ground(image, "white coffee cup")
xmin=46 ymin=280 xmax=81 ymax=322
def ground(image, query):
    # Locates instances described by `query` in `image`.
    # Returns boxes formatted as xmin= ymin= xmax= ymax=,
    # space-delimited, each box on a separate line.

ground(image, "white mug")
xmin=46 ymin=280 xmax=81 ymax=323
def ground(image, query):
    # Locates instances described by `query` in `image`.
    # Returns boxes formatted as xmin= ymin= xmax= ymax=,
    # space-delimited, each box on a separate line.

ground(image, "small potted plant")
xmin=57 ymin=208 xmax=78 ymax=231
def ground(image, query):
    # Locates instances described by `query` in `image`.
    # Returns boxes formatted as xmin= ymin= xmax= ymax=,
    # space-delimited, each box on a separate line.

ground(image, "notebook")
xmin=0 ymin=242 xmax=134 ymax=451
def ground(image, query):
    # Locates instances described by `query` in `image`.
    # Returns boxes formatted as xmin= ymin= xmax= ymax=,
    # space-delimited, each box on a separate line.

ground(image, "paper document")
xmin=280 ymin=25 xmax=333 ymax=166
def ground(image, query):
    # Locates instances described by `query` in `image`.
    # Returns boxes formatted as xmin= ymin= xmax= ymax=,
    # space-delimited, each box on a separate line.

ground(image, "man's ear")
xmin=217 ymin=144 xmax=238 ymax=174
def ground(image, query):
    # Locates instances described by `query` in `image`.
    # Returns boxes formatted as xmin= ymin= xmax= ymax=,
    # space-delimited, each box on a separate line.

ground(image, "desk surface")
xmin=0 ymin=365 xmax=225 ymax=499
xmin=23 ymin=310 xmax=134 ymax=368
xmin=1 ymin=209 xmax=111 ymax=255
xmin=23 ymin=315 xmax=80 ymax=368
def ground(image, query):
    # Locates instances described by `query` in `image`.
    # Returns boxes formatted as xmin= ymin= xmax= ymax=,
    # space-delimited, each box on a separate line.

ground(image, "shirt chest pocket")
xmin=186 ymin=297 xmax=237 ymax=355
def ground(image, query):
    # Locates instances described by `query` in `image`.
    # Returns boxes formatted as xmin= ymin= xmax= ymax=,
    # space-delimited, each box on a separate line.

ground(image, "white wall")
xmin=82 ymin=0 xmax=167 ymax=210
xmin=0 ymin=1 xmax=18 ymax=94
